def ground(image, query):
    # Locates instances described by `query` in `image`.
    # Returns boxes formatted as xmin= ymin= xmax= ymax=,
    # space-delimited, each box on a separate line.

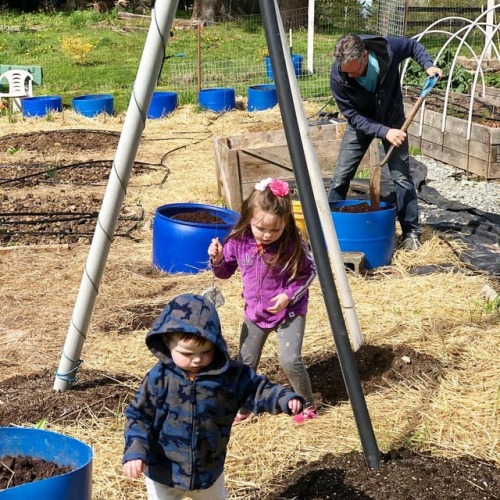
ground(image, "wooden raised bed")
xmin=404 ymin=101 xmax=500 ymax=179
xmin=213 ymin=122 xmax=379 ymax=210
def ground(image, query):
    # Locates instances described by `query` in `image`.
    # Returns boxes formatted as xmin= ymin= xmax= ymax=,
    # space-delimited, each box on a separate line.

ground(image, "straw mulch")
xmin=0 ymin=101 xmax=498 ymax=499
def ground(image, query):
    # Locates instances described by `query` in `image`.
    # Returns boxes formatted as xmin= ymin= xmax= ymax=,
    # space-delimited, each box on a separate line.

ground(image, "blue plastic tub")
xmin=0 ymin=427 xmax=93 ymax=499
xmin=330 ymin=200 xmax=396 ymax=269
xmin=198 ymin=88 xmax=236 ymax=112
xmin=73 ymin=94 xmax=114 ymax=117
xmin=147 ymin=91 xmax=178 ymax=119
xmin=248 ymin=84 xmax=277 ymax=111
xmin=152 ymin=203 xmax=239 ymax=274
xmin=265 ymin=54 xmax=303 ymax=81
xmin=22 ymin=96 xmax=63 ymax=118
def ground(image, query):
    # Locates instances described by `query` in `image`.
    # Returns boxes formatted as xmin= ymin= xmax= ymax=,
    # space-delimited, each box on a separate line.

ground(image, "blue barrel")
xmin=265 ymin=54 xmax=303 ymax=81
xmin=73 ymin=94 xmax=114 ymax=117
xmin=147 ymin=91 xmax=178 ymax=119
xmin=330 ymin=200 xmax=396 ymax=269
xmin=22 ymin=96 xmax=63 ymax=118
xmin=198 ymin=88 xmax=235 ymax=112
xmin=0 ymin=427 xmax=93 ymax=500
xmin=152 ymin=203 xmax=239 ymax=274
xmin=248 ymin=84 xmax=277 ymax=111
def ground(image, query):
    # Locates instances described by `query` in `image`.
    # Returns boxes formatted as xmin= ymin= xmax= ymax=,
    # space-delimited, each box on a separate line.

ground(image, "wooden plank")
xmin=468 ymin=141 xmax=496 ymax=164
xmin=407 ymin=133 xmax=422 ymax=151
xmin=420 ymin=125 xmax=444 ymax=146
xmin=489 ymin=127 xmax=500 ymax=145
xmin=223 ymin=149 xmax=242 ymax=210
xmin=221 ymin=123 xmax=347 ymax=151
xmin=240 ymin=147 xmax=293 ymax=171
xmin=486 ymin=161 xmax=500 ymax=179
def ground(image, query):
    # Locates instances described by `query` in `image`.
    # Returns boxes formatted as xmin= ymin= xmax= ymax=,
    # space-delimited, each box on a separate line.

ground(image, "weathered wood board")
xmin=213 ymin=122 xmax=379 ymax=210
xmin=404 ymin=102 xmax=500 ymax=179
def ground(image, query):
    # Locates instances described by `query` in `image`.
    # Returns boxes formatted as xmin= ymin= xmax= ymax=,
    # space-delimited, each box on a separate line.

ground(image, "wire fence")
xmin=160 ymin=1 xmax=498 ymax=105
xmin=5 ymin=1 xmax=498 ymax=109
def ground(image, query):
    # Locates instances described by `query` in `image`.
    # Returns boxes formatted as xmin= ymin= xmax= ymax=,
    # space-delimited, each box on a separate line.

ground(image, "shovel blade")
xmin=369 ymin=165 xmax=381 ymax=211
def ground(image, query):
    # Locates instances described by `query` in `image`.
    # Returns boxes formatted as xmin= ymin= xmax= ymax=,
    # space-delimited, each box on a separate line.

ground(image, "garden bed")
xmin=213 ymin=122 xmax=379 ymax=210
xmin=403 ymin=87 xmax=500 ymax=179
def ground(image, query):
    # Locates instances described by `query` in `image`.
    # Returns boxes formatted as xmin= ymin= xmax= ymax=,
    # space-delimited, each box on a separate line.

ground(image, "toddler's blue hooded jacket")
xmin=123 ymin=293 xmax=302 ymax=491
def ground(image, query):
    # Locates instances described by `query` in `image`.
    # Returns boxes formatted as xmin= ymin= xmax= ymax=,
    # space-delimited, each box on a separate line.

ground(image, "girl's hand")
xmin=288 ymin=398 xmax=303 ymax=415
xmin=123 ymin=459 xmax=146 ymax=479
xmin=267 ymin=293 xmax=290 ymax=314
xmin=208 ymin=237 xmax=223 ymax=265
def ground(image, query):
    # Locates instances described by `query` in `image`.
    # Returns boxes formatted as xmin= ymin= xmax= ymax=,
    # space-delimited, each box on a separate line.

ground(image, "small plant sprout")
xmin=35 ymin=418 xmax=46 ymax=429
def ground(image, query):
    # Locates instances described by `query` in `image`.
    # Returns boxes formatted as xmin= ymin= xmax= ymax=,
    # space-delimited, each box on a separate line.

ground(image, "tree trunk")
xmin=192 ymin=0 xmax=219 ymax=21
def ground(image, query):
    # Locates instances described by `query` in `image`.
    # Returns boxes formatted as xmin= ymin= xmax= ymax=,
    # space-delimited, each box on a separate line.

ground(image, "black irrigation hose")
xmin=0 ymin=160 xmax=162 ymax=186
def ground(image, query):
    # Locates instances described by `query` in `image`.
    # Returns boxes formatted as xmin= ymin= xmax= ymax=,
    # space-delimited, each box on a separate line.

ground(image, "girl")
xmin=208 ymin=177 xmax=317 ymax=424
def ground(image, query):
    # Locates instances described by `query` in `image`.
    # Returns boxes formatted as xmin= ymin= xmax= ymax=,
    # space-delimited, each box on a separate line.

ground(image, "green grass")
xmin=0 ymin=10 xmax=339 ymax=112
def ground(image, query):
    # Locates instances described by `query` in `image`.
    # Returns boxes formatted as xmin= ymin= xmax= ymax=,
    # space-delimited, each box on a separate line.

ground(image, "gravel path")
xmin=416 ymin=154 xmax=500 ymax=215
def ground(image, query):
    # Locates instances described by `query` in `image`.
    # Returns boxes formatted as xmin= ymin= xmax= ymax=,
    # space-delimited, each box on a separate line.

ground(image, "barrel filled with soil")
xmin=330 ymin=200 xmax=396 ymax=269
xmin=152 ymin=203 xmax=239 ymax=274
xmin=0 ymin=427 xmax=93 ymax=499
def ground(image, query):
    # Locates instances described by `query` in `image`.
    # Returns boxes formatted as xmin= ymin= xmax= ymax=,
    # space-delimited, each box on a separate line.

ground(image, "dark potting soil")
xmin=330 ymin=202 xmax=391 ymax=214
xmin=269 ymin=448 xmax=500 ymax=499
xmin=171 ymin=211 xmax=226 ymax=224
xmin=0 ymin=455 xmax=73 ymax=489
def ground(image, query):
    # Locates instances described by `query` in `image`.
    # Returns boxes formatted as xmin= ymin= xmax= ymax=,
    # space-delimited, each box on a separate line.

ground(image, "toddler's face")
xmin=168 ymin=337 xmax=214 ymax=376
xmin=250 ymin=209 xmax=285 ymax=245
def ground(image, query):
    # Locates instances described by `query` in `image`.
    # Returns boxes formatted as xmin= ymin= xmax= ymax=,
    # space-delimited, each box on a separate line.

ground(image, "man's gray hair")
xmin=334 ymin=34 xmax=366 ymax=66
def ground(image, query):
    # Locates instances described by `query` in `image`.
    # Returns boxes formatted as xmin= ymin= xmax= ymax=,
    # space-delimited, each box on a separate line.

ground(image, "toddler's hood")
xmin=146 ymin=293 xmax=229 ymax=367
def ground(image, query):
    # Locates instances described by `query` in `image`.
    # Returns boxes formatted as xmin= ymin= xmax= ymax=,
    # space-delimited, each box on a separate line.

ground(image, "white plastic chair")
xmin=0 ymin=69 xmax=34 ymax=113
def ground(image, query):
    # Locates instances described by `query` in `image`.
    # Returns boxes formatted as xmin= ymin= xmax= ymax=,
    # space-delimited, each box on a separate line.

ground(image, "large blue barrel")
xmin=73 ymin=94 xmax=114 ymax=117
xmin=152 ymin=203 xmax=239 ymax=274
xmin=248 ymin=84 xmax=277 ymax=111
xmin=265 ymin=54 xmax=303 ymax=81
xmin=330 ymin=200 xmax=396 ymax=269
xmin=22 ymin=96 xmax=63 ymax=118
xmin=147 ymin=91 xmax=178 ymax=119
xmin=198 ymin=88 xmax=236 ymax=112
xmin=0 ymin=427 xmax=93 ymax=500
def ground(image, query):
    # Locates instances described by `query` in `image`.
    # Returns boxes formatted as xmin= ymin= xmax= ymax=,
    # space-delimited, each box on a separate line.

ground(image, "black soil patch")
xmin=171 ymin=211 xmax=226 ymax=224
xmin=261 ymin=344 xmax=441 ymax=404
xmin=0 ymin=455 xmax=73 ymax=490
xmin=101 ymin=302 xmax=166 ymax=333
xmin=268 ymin=448 xmax=500 ymax=499
xmin=1 ymin=129 xmax=121 ymax=156
xmin=0 ymin=369 xmax=137 ymax=426
xmin=0 ymin=192 xmax=143 ymax=245
xmin=0 ymin=160 xmax=160 ymax=187
xmin=330 ymin=203 xmax=392 ymax=213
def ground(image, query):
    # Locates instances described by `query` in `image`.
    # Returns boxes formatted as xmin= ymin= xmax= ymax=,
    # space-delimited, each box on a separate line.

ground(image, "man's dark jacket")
xmin=330 ymin=35 xmax=434 ymax=139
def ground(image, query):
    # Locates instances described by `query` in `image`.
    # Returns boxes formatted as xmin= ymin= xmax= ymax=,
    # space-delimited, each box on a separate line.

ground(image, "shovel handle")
xmin=379 ymin=95 xmax=425 ymax=168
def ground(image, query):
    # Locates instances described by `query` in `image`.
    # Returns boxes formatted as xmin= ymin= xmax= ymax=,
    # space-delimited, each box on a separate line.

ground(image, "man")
xmin=328 ymin=34 xmax=442 ymax=251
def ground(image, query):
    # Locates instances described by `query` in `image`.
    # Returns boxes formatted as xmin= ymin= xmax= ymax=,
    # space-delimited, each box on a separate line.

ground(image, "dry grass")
xmin=0 ymin=103 xmax=499 ymax=499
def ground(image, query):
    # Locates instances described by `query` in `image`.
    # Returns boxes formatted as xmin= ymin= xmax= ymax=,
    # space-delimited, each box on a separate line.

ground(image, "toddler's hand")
xmin=267 ymin=293 xmax=290 ymax=314
xmin=208 ymin=237 xmax=223 ymax=265
xmin=123 ymin=459 xmax=146 ymax=479
xmin=288 ymin=398 xmax=303 ymax=415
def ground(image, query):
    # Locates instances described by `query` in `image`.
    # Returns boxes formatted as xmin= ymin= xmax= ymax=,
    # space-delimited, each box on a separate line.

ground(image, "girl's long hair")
xmin=228 ymin=187 xmax=306 ymax=281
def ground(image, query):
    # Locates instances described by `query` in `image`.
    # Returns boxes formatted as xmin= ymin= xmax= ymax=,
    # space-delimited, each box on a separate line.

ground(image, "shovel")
xmin=369 ymin=74 xmax=439 ymax=211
